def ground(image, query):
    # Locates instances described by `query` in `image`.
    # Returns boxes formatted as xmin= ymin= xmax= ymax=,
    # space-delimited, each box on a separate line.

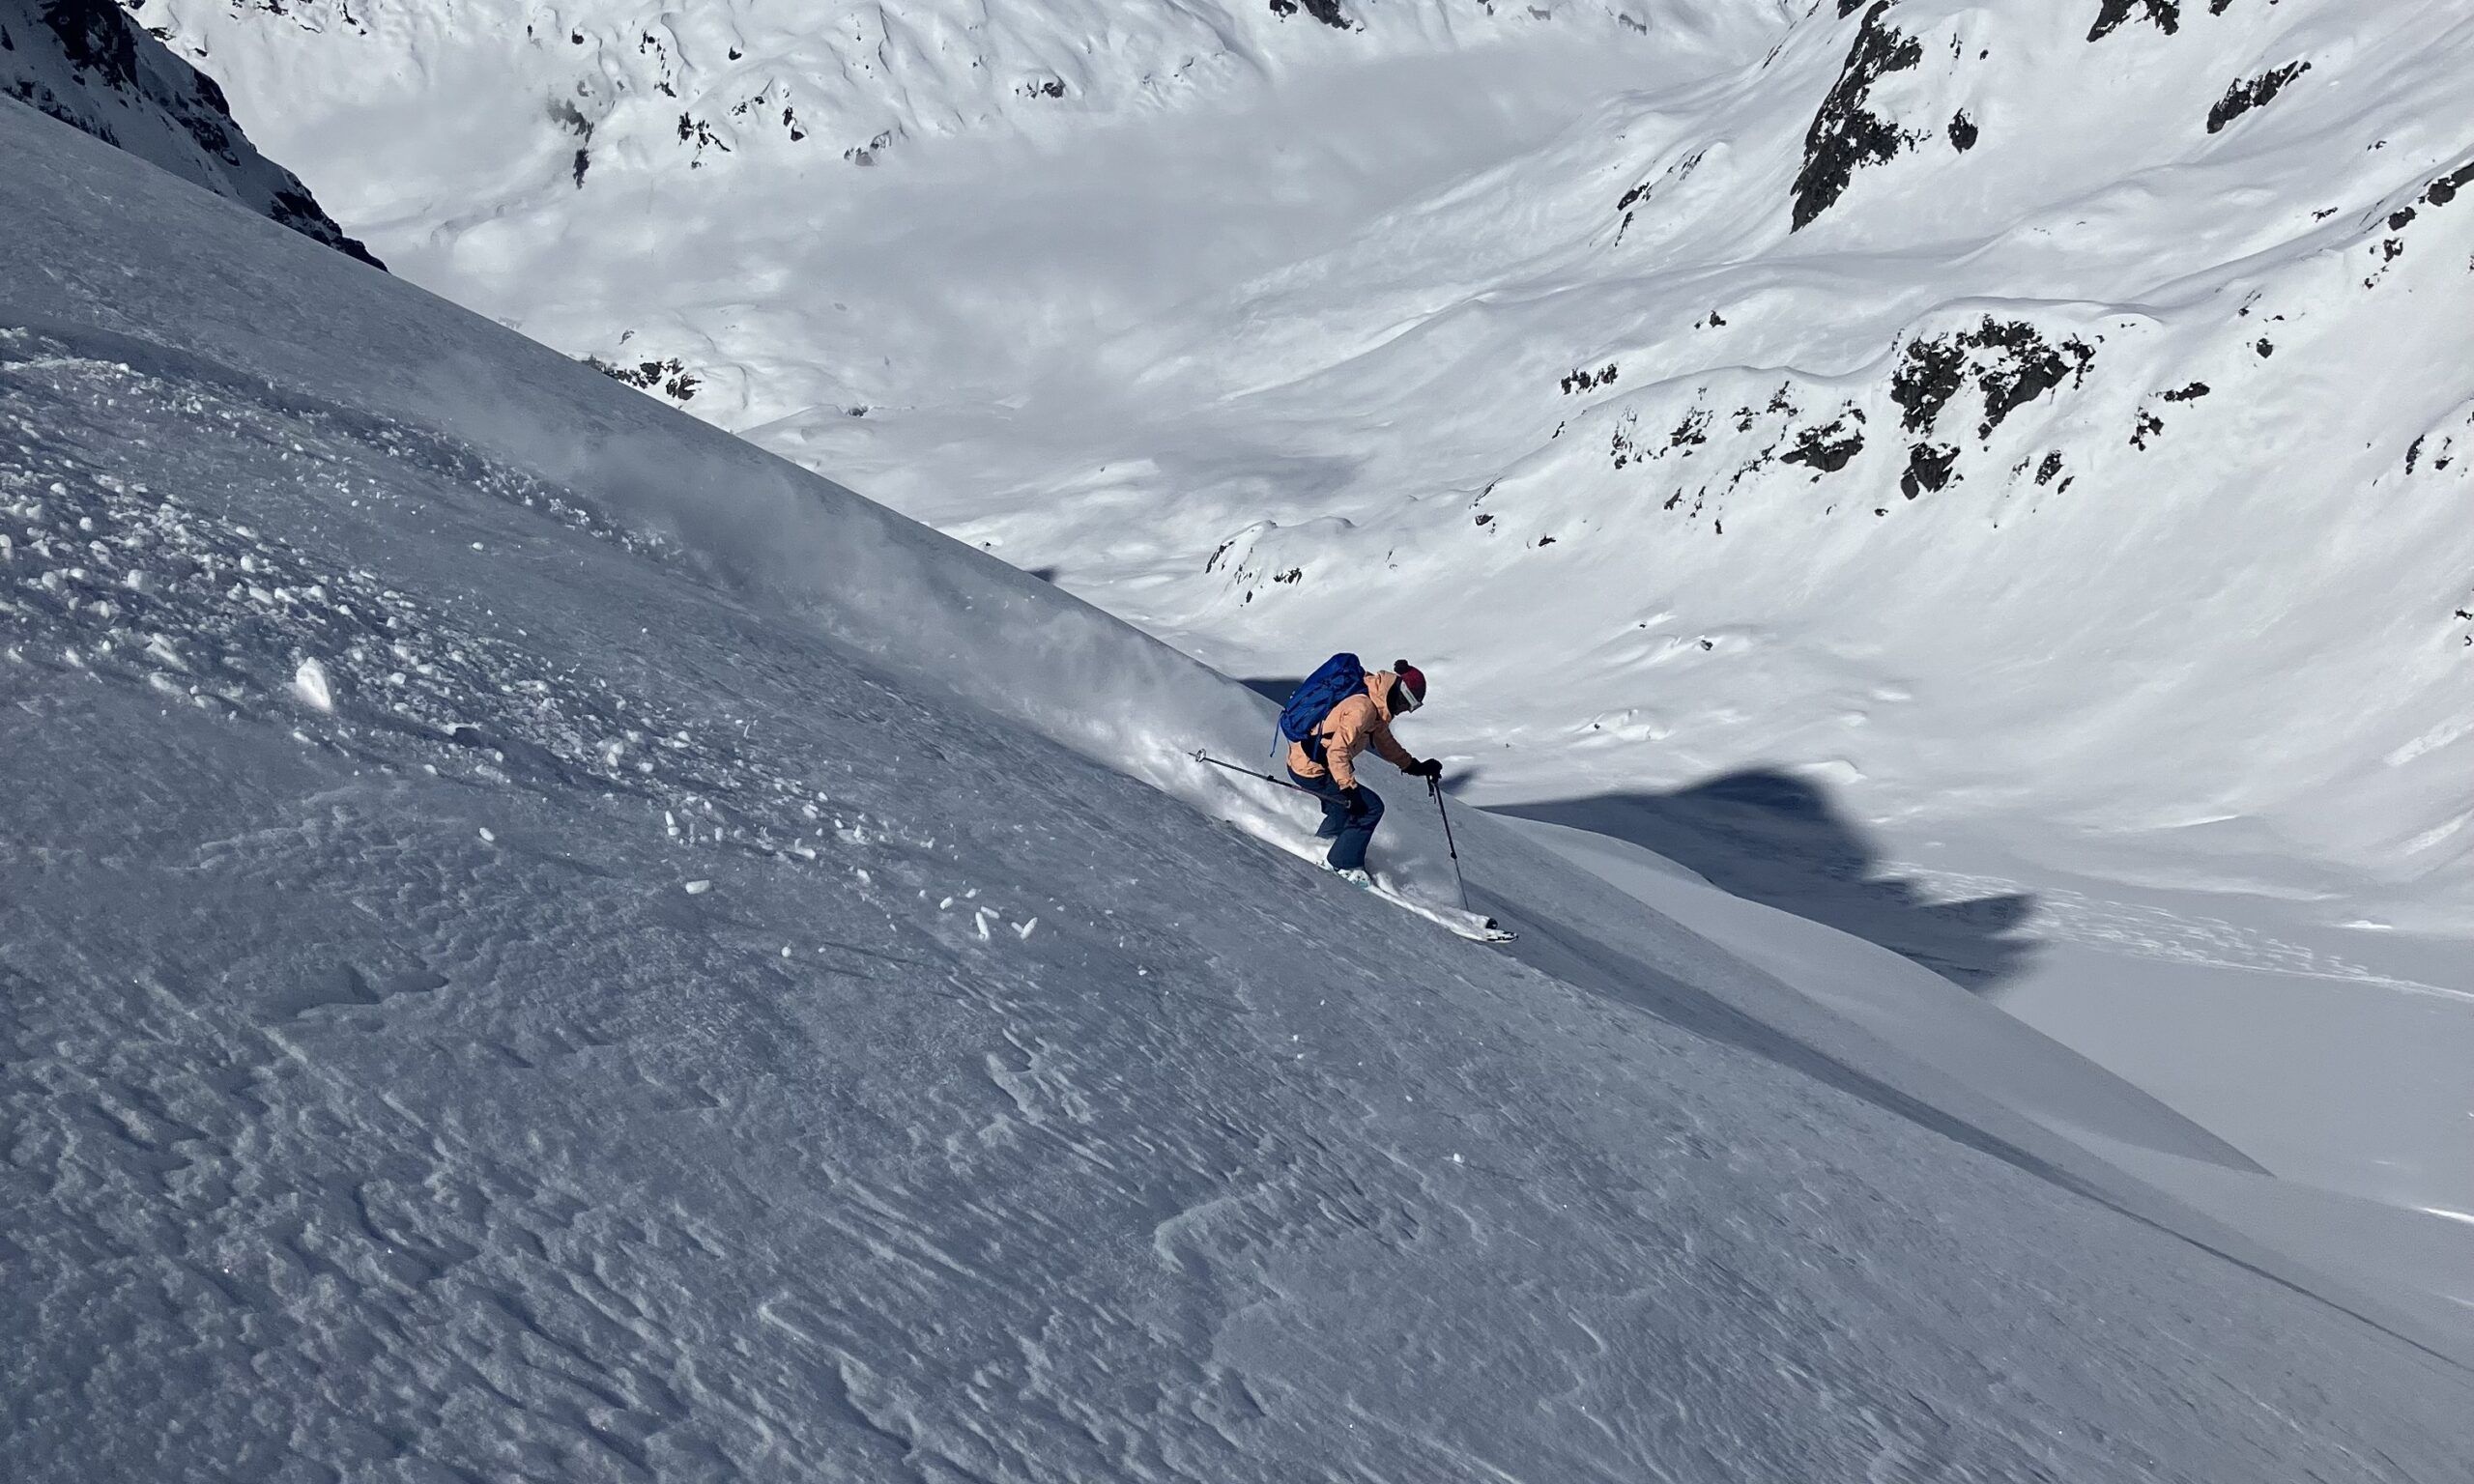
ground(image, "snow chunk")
xmin=294 ymin=657 xmax=335 ymax=712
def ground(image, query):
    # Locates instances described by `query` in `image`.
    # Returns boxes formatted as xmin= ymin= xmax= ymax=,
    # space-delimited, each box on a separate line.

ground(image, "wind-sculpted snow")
xmin=0 ymin=0 xmax=377 ymax=264
xmin=10 ymin=96 xmax=2474 ymax=1482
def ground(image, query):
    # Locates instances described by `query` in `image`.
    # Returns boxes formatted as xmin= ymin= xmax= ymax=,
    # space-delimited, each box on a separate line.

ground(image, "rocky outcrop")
xmin=0 ymin=0 xmax=379 ymax=266
xmin=1790 ymin=1 xmax=1923 ymax=231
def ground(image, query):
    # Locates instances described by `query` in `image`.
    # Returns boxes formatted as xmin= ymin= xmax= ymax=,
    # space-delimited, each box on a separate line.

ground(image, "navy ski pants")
xmin=1290 ymin=768 xmax=1384 ymax=871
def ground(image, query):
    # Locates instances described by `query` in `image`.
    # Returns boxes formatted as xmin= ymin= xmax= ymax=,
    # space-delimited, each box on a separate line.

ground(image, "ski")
xmin=1193 ymin=750 xmax=1516 ymax=943
xmin=1341 ymin=871 xmax=1517 ymax=944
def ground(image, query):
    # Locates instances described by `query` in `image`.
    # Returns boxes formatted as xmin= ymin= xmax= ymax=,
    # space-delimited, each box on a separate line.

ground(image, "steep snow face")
xmin=9 ymin=99 xmax=2474 ymax=1482
xmin=0 ymin=0 xmax=378 ymax=264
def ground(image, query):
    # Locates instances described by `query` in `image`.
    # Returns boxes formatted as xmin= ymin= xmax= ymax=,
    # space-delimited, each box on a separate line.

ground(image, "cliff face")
xmin=0 ymin=0 xmax=380 ymax=267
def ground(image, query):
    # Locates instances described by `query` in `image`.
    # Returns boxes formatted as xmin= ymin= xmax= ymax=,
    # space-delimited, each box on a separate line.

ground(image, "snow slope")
xmin=126 ymin=0 xmax=2474 ymax=911
xmin=0 ymin=0 xmax=377 ymax=264
xmin=144 ymin=0 xmax=2474 ymax=1229
xmin=7 ymin=96 xmax=2474 ymax=1480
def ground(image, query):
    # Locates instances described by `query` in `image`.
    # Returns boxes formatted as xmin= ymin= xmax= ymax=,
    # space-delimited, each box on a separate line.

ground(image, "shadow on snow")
xmin=1498 ymin=768 xmax=2039 ymax=995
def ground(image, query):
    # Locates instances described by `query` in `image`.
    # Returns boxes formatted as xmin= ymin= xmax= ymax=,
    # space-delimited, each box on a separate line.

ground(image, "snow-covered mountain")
xmin=0 ymin=0 xmax=377 ymax=264
xmin=120 ymin=0 xmax=1775 ymax=197
xmin=123 ymin=0 xmax=2471 ymax=916
xmin=137 ymin=0 xmax=2474 ymax=1230
xmin=8 ymin=87 xmax=2474 ymax=1481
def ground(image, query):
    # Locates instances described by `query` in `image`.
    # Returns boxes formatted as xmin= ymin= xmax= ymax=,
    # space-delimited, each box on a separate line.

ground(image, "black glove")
xmin=1339 ymin=785 xmax=1367 ymax=813
xmin=1408 ymin=757 xmax=1443 ymax=780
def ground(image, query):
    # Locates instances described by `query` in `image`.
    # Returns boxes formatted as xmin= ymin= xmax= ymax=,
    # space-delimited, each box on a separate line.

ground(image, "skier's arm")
xmin=1323 ymin=703 xmax=1366 ymax=790
xmin=1371 ymin=724 xmax=1419 ymax=774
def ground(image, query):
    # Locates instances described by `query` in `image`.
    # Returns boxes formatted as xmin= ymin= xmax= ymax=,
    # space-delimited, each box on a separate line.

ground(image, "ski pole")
xmin=1190 ymin=749 xmax=1320 ymax=796
xmin=1429 ymin=775 xmax=1471 ymax=912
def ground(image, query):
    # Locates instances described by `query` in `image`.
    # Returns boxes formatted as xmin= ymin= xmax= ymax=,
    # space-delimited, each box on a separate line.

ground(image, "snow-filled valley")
xmin=7 ymin=2 xmax=2474 ymax=1478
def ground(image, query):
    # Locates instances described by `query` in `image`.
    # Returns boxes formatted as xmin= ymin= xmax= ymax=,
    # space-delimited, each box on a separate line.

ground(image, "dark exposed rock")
xmin=1609 ymin=410 xmax=1641 ymax=469
xmin=1948 ymin=110 xmax=1978 ymax=153
xmin=1879 ymin=320 xmax=2095 ymax=500
xmin=2405 ymin=416 xmax=2464 ymax=476
xmin=2419 ymin=159 xmax=2474 ymax=209
xmin=1891 ymin=318 xmax=2096 ymax=441
xmin=1791 ymin=1 xmax=1924 ymax=231
xmin=6 ymin=0 xmax=381 ymax=266
xmin=845 ymin=128 xmax=894 ymax=166
xmin=2207 ymin=61 xmax=2309 ymax=134
xmin=2035 ymin=451 xmax=2065 ymax=485
xmin=1613 ymin=148 xmax=1703 ymax=244
xmin=2160 ymin=382 xmax=2210 ymax=402
xmin=588 ymin=355 xmax=703 ymax=402
xmin=38 ymin=0 xmax=138 ymax=90
xmin=1900 ymin=442 xmax=1958 ymax=499
xmin=1668 ymin=408 xmax=1712 ymax=452
xmin=1561 ymin=362 xmax=1618 ymax=394
xmin=1890 ymin=336 xmax=1968 ymax=433
xmin=2088 ymin=0 xmax=2180 ymax=43
xmin=676 ymin=111 xmax=729 ymax=158
xmin=1268 ymin=0 xmax=1354 ymax=29
xmin=1782 ymin=415 xmax=1866 ymax=474
xmin=1971 ymin=322 xmax=2096 ymax=436
xmin=2361 ymin=159 xmax=2474 ymax=282
xmin=2131 ymin=408 xmax=2165 ymax=448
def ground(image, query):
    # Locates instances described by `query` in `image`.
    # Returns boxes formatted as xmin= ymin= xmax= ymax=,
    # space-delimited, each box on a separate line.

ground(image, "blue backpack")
xmin=1278 ymin=653 xmax=1366 ymax=762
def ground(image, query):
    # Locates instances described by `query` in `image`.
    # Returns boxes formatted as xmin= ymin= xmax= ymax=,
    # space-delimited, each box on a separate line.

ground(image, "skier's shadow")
xmin=1499 ymin=770 xmax=2038 ymax=994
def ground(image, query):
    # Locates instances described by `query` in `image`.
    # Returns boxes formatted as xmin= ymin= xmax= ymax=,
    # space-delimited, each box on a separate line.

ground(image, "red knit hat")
xmin=1393 ymin=660 xmax=1427 ymax=708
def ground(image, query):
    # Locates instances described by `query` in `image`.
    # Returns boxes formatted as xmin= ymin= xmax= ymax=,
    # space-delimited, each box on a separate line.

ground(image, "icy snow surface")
xmin=140 ymin=0 xmax=2474 ymax=1232
xmin=7 ymin=89 xmax=2474 ymax=1482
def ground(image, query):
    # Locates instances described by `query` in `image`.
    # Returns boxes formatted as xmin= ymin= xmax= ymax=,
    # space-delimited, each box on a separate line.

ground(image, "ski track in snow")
xmin=6 ymin=100 xmax=2474 ymax=1481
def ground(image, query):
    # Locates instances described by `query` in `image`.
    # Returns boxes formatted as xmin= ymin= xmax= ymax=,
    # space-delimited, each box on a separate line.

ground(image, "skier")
xmin=1286 ymin=660 xmax=1442 ymax=886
